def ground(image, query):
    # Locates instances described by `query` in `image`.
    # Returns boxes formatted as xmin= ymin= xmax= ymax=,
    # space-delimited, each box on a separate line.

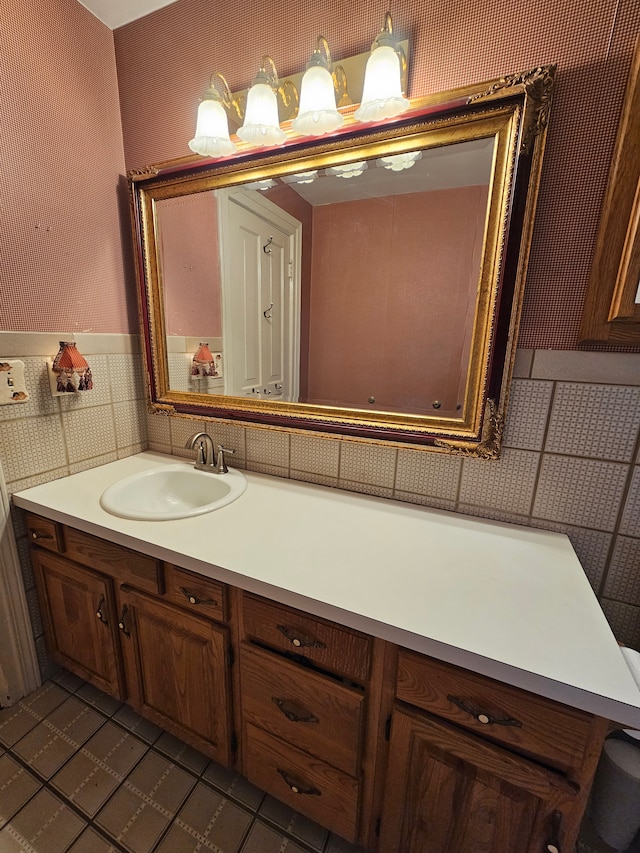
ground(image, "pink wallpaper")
xmin=113 ymin=0 xmax=640 ymax=350
xmin=157 ymin=193 xmax=222 ymax=337
xmin=1 ymin=0 xmax=134 ymax=333
xmin=306 ymin=186 xmax=487 ymax=412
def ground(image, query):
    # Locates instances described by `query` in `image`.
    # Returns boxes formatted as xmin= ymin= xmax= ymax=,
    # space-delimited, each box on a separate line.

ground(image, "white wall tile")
xmin=108 ymin=353 xmax=146 ymax=402
xmin=620 ymin=466 xmax=640 ymax=537
xmin=0 ymin=416 xmax=67 ymax=482
xmin=113 ymin=400 xmax=147 ymax=449
xmin=290 ymin=434 xmax=339 ymax=477
xmin=532 ymin=351 xmax=640 ymax=385
xmin=205 ymin=421 xmax=246 ymax=462
xmin=395 ymin=449 xmax=461 ymax=500
xmin=61 ymin=405 xmax=117 ymax=464
xmin=339 ymin=441 xmax=396 ymax=488
xmin=503 ymin=380 xmax=553 ymax=450
xmin=544 ymin=383 xmax=640 ymax=461
xmin=246 ymin=428 xmax=289 ymax=468
xmin=459 ymin=449 xmax=540 ymax=515
xmin=600 ymin=599 xmax=640 ymax=647
xmin=603 ymin=536 xmax=640 ymax=602
xmin=533 ymin=455 xmax=629 ymax=531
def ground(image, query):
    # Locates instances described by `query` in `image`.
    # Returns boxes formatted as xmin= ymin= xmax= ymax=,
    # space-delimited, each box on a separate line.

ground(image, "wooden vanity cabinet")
xmin=379 ymin=649 xmax=608 ymax=852
xmin=238 ymin=593 xmax=383 ymax=843
xmin=25 ymin=514 xmax=234 ymax=767
xmin=116 ymin=585 xmax=232 ymax=767
xmin=25 ymin=512 xmax=609 ymax=852
xmin=30 ymin=547 xmax=124 ymax=698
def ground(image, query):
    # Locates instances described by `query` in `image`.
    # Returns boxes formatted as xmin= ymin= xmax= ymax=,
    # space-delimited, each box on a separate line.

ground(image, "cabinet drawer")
xmin=25 ymin=513 xmax=63 ymax=553
xmin=64 ymin=527 xmax=162 ymax=594
xmin=163 ymin=564 xmax=226 ymax=622
xmin=396 ymin=649 xmax=594 ymax=774
xmin=240 ymin=643 xmax=364 ymax=776
xmin=244 ymin=722 xmax=359 ymax=842
xmin=243 ymin=594 xmax=370 ymax=682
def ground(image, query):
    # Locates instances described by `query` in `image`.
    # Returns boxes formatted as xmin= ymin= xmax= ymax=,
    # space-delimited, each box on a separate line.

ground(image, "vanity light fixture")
xmin=189 ymin=16 xmax=409 ymax=158
xmin=245 ymin=178 xmax=277 ymax=191
xmin=378 ymin=150 xmax=422 ymax=171
xmin=292 ymin=37 xmax=345 ymax=136
xmin=237 ymin=56 xmax=294 ymax=147
xmin=188 ymin=73 xmax=240 ymax=158
xmin=354 ymin=11 xmax=409 ymax=123
xmin=327 ymin=161 xmax=368 ymax=179
xmin=282 ymin=170 xmax=318 ymax=184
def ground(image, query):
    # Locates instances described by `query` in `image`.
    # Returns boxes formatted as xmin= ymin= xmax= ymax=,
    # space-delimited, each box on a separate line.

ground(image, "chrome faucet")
xmin=185 ymin=432 xmax=215 ymax=471
xmin=185 ymin=432 xmax=235 ymax=474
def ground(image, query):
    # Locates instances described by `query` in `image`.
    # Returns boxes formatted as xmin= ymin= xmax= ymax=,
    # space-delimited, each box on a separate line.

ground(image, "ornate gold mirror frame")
xmin=129 ymin=66 xmax=555 ymax=456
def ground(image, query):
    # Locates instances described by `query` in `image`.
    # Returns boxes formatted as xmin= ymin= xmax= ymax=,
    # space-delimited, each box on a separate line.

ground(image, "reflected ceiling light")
xmin=237 ymin=56 xmax=294 ymax=147
xmin=327 ymin=161 xmax=368 ymax=179
xmin=188 ymin=73 xmax=239 ymax=158
xmin=292 ymin=37 xmax=345 ymax=137
xmin=354 ymin=12 xmax=409 ymax=124
xmin=378 ymin=150 xmax=422 ymax=171
xmin=246 ymin=178 xmax=277 ymax=191
xmin=282 ymin=170 xmax=319 ymax=185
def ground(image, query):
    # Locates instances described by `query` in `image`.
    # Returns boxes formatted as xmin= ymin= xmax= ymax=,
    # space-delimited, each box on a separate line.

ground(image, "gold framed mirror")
xmin=129 ymin=66 xmax=554 ymax=456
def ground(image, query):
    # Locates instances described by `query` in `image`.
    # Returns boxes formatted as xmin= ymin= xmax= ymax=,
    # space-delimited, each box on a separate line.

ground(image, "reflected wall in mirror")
xmin=130 ymin=66 xmax=555 ymax=455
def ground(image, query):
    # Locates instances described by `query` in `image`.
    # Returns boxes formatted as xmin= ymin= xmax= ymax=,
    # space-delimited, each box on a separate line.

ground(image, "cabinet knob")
xmin=276 ymin=624 xmax=326 ymax=650
xmin=272 ymin=697 xmax=319 ymax=724
xmin=31 ymin=530 xmax=53 ymax=540
xmin=179 ymin=587 xmax=216 ymax=607
xmin=447 ymin=695 xmax=522 ymax=728
xmin=544 ymin=810 xmax=562 ymax=853
xmin=118 ymin=605 xmax=131 ymax=637
xmin=277 ymin=768 xmax=320 ymax=796
xmin=95 ymin=595 xmax=107 ymax=624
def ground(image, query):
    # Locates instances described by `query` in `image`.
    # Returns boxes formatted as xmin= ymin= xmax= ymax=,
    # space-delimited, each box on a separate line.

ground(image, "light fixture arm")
xmin=204 ymin=72 xmax=243 ymax=122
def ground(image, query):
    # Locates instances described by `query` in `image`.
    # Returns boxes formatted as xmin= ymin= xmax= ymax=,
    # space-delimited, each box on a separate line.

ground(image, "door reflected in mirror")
xmin=156 ymin=137 xmax=494 ymax=419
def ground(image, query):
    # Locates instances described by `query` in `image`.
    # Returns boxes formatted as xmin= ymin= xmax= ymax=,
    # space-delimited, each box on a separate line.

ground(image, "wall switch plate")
xmin=0 ymin=360 xmax=29 ymax=404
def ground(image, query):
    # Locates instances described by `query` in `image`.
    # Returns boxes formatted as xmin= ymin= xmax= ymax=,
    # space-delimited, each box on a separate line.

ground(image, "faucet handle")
xmin=216 ymin=445 xmax=235 ymax=474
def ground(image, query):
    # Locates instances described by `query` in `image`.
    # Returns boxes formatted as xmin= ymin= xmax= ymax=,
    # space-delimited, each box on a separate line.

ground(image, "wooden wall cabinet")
xmin=579 ymin=35 xmax=640 ymax=345
xmin=26 ymin=512 xmax=607 ymax=852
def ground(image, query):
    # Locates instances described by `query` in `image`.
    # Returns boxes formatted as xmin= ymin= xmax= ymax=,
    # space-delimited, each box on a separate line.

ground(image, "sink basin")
xmin=100 ymin=464 xmax=247 ymax=521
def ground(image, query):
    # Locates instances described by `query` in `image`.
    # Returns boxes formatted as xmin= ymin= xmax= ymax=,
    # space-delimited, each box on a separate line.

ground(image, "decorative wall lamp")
xmin=189 ymin=13 xmax=409 ymax=158
xmin=188 ymin=73 xmax=242 ymax=157
xmin=354 ymin=11 xmax=409 ymax=123
xmin=49 ymin=342 xmax=93 ymax=394
xmin=292 ymin=37 xmax=346 ymax=136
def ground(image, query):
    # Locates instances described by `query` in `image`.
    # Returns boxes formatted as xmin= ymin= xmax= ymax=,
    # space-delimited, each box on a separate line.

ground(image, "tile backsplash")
xmin=2 ymin=335 xmax=639 ymax=676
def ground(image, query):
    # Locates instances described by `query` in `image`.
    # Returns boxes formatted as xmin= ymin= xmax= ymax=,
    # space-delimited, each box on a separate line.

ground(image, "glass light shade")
xmin=188 ymin=99 xmax=237 ymax=157
xmin=282 ymin=170 xmax=318 ymax=185
xmin=327 ymin=161 xmax=368 ymax=179
xmin=379 ymin=151 xmax=422 ymax=171
xmin=354 ymin=45 xmax=410 ymax=123
xmin=237 ymin=82 xmax=285 ymax=146
xmin=292 ymin=65 xmax=344 ymax=136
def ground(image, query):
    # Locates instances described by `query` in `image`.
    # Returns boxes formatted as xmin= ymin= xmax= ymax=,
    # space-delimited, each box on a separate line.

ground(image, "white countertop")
xmin=13 ymin=451 xmax=640 ymax=727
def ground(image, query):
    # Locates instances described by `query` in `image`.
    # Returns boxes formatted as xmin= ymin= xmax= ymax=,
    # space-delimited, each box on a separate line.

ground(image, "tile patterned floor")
xmin=0 ymin=671 xmax=365 ymax=853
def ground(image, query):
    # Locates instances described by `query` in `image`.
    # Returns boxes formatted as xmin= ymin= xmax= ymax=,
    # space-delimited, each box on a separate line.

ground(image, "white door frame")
xmin=217 ymin=188 xmax=302 ymax=401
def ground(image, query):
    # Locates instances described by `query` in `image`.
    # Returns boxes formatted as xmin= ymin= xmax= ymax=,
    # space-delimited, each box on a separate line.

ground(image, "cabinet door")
xmin=380 ymin=705 xmax=575 ymax=853
xmin=31 ymin=549 xmax=123 ymax=697
xmin=117 ymin=586 xmax=232 ymax=767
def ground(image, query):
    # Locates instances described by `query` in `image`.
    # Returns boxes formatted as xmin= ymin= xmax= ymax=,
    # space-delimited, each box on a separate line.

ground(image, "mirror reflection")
xmin=156 ymin=137 xmax=494 ymax=418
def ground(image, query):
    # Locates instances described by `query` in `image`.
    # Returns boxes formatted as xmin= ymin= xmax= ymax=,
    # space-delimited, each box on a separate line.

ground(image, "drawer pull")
xmin=277 ymin=768 xmax=321 ymax=796
xmin=447 ymin=695 xmax=522 ymax=728
xmin=180 ymin=587 xmax=216 ymax=607
xmin=272 ymin=697 xmax=319 ymax=724
xmin=544 ymin=809 xmax=562 ymax=853
xmin=95 ymin=595 xmax=107 ymax=624
xmin=118 ymin=605 xmax=131 ymax=637
xmin=277 ymin=624 xmax=326 ymax=649
xmin=31 ymin=530 xmax=53 ymax=541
